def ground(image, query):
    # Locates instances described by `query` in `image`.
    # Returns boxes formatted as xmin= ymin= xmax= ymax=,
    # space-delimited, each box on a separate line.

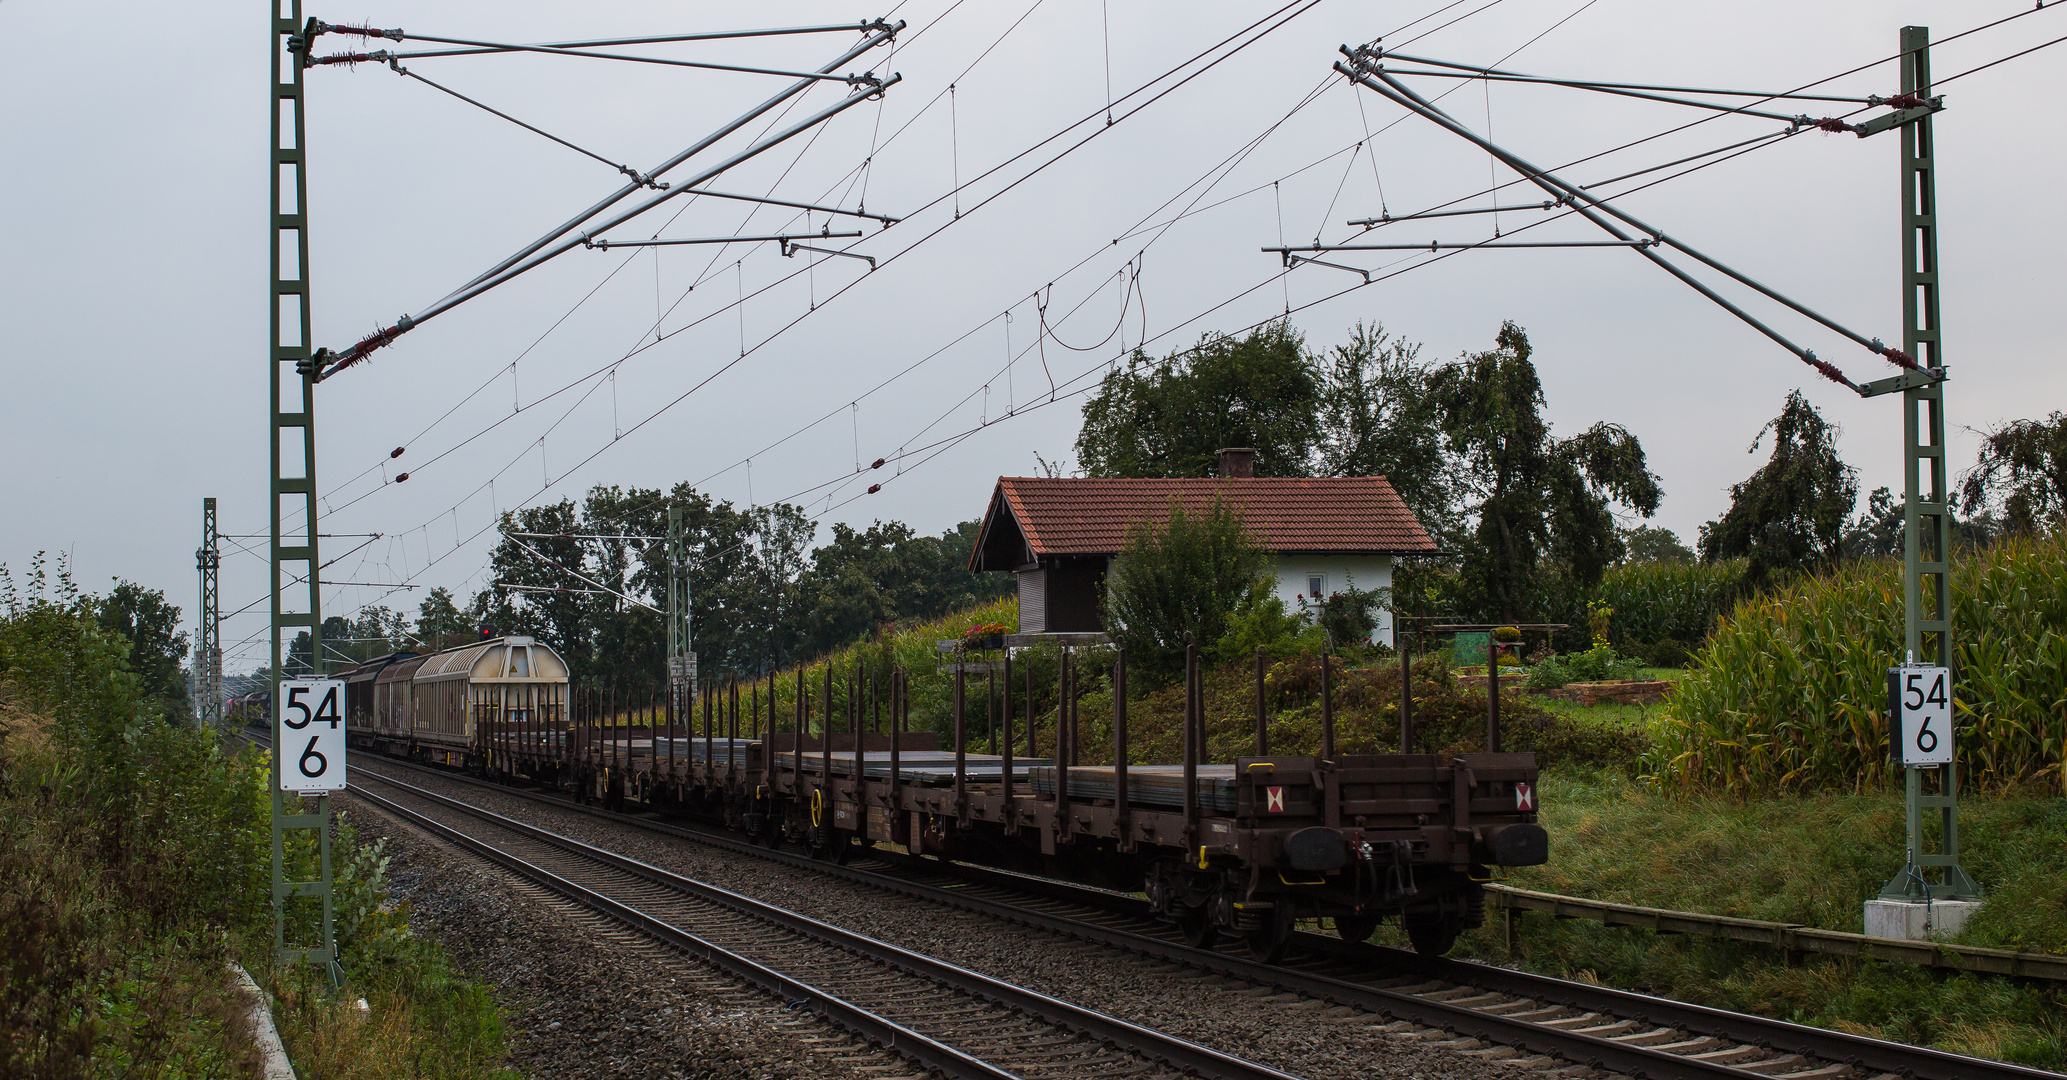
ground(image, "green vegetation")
xmin=1104 ymin=497 xmax=1275 ymax=683
xmin=1456 ymin=767 xmax=2066 ymax=1067
xmin=1652 ymin=530 xmax=2067 ymax=793
xmin=1698 ymin=390 xmax=1860 ymax=591
xmin=1 ymin=555 xmax=516 ymax=1080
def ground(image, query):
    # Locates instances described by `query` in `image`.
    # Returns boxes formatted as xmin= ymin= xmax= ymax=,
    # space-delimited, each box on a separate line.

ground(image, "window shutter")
xmin=1018 ymin=569 xmax=1046 ymax=633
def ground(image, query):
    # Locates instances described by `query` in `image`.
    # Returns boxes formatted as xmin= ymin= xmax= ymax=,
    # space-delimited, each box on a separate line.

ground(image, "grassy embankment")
xmin=1 ymin=569 xmax=518 ymax=1079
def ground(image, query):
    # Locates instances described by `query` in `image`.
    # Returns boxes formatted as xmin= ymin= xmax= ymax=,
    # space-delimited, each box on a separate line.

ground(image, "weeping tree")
xmin=1432 ymin=322 xmax=1663 ymax=622
xmin=1103 ymin=497 xmax=1272 ymax=686
xmin=1959 ymin=411 xmax=2067 ymax=537
xmin=1698 ymin=389 xmax=1858 ymax=591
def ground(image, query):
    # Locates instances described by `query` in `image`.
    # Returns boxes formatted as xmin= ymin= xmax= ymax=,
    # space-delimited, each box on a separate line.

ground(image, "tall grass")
xmin=1650 ymin=533 xmax=2067 ymax=793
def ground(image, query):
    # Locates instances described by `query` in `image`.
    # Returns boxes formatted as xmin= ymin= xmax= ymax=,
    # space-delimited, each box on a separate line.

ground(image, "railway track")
xmin=344 ymin=765 xmax=1300 ymax=1080
xmin=326 ymin=745 xmax=2064 ymax=1080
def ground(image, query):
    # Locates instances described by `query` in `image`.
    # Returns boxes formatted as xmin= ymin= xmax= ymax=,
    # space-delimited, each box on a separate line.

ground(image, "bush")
xmin=1527 ymin=644 xmax=1645 ymax=690
xmin=1651 ymin=531 xmax=2067 ymax=793
xmin=1104 ymin=497 xmax=1272 ymax=685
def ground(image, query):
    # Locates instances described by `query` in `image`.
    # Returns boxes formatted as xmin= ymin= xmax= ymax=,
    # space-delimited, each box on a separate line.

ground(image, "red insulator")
xmin=1814 ymin=118 xmax=1853 ymax=134
xmin=391 ymin=446 xmax=405 ymax=458
xmin=1811 ymin=359 xmax=1849 ymax=386
xmin=395 ymin=472 xmax=410 ymax=483
xmin=1883 ymin=93 xmax=1927 ymax=110
xmin=1880 ymin=346 xmax=1919 ymax=370
xmin=867 ymin=484 xmax=882 ymax=495
xmin=870 ymin=458 xmax=886 ymax=470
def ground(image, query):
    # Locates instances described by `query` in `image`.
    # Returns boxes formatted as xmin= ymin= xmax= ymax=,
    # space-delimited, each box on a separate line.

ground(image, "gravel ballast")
xmin=350 ymin=794 xmax=902 ymax=1080
xmin=348 ymin=761 xmax=1522 ymax=1080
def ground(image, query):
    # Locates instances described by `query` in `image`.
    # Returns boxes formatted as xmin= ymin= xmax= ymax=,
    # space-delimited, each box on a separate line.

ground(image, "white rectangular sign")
xmin=1892 ymin=665 xmax=1953 ymax=766
xmin=277 ymin=679 xmax=346 ymax=793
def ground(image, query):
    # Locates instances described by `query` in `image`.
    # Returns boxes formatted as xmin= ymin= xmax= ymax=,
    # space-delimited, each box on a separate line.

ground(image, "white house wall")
xmin=1272 ymin=556 xmax=1395 ymax=646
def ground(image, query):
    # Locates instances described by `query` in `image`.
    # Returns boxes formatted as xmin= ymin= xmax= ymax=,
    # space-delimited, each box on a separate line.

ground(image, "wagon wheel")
xmin=1333 ymin=912 xmax=1382 ymax=944
xmin=1406 ymin=912 xmax=1463 ymax=957
xmin=1176 ymin=903 xmax=1218 ymax=950
xmin=1246 ymin=903 xmax=1295 ymax=963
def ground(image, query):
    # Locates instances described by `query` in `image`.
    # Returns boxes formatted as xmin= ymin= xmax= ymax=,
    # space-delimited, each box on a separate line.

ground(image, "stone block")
xmin=1863 ymin=898 xmax=1981 ymax=940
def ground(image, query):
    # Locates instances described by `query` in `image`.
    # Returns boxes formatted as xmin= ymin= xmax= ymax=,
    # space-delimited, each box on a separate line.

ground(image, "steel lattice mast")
xmin=270 ymin=1 xmax=340 ymax=981
xmin=196 ymin=497 xmax=222 ymax=731
xmin=1325 ymin=27 xmax=1977 ymax=901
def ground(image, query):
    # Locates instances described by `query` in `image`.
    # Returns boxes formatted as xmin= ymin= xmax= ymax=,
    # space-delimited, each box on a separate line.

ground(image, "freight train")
xmin=329 ymin=637 xmax=1545 ymax=961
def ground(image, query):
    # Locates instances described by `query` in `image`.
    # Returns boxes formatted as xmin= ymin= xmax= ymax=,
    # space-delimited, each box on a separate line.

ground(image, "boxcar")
xmin=408 ymin=636 xmax=569 ymax=769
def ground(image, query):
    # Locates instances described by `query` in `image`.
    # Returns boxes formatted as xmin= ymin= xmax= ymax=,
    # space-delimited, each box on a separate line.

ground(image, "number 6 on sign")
xmin=1885 ymin=665 xmax=1952 ymax=767
xmin=277 ymin=679 xmax=346 ymax=792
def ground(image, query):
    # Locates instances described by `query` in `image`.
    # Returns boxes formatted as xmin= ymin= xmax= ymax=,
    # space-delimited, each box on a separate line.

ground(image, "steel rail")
xmin=348 ymin=768 xmax=1303 ymax=1080
xmin=319 ymin=750 xmax=2051 ymax=1080
xmin=344 ymin=781 xmax=1015 ymax=1080
xmin=328 ymin=747 xmax=2066 ymax=1080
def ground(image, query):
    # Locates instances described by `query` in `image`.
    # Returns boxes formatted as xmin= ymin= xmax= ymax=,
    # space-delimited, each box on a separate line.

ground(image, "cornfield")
xmin=1593 ymin=559 xmax=1744 ymax=652
xmin=1649 ymin=533 xmax=2067 ymax=793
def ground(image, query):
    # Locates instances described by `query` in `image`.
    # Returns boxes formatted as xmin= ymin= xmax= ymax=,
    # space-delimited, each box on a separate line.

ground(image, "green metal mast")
xmin=196 ymin=497 xmax=222 ymax=731
xmin=667 ymin=505 xmax=696 ymax=707
xmin=271 ymin=1 xmax=339 ymax=978
xmin=1879 ymin=25 xmax=1979 ymax=902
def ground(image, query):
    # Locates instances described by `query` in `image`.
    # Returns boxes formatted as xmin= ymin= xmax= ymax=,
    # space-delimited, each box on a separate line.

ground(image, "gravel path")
xmin=348 ymin=792 xmax=904 ymax=1080
xmin=348 ymin=762 xmax=1521 ymax=1080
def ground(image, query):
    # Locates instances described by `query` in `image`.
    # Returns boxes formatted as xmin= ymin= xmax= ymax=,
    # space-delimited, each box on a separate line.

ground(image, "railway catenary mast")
xmin=261 ymin=9 xmax=905 ymax=977
xmin=195 ymin=497 xmax=223 ymax=731
xmin=268 ymin=3 xmax=341 ymax=982
xmin=1312 ymin=27 xmax=1979 ymax=905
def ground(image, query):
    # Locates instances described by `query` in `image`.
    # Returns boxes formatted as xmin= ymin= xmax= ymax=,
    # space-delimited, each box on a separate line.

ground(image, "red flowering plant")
xmin=961 ymin=622 xmax=1011 ymax=642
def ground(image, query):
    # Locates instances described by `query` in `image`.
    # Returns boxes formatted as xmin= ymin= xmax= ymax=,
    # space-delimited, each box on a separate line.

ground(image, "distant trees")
xmin=1622 ymin=525 xmax=1694 ymax=564
xmin=466 ymin=483 xmax=1006 ymax=686
xmin=1698 ymin=390 xmax=1858 ymax=589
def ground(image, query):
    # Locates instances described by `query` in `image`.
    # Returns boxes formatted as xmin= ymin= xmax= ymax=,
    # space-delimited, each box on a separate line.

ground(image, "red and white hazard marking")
xmin=1514 ymin=782 xmax=1535 ymax=811
xmin=1266 ymin=786 xmax=1285 ymax=813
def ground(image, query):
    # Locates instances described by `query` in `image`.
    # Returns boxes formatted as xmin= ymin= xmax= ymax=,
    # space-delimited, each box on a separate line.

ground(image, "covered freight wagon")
xmin=409 ymin=635 xmax=569 ymax=768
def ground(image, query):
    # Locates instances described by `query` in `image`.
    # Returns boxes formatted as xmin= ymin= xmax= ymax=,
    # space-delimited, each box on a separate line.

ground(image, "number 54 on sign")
xmin=1886 ymin=665 xmax=1953 ymax=767
xmin=277 ymin=679 xmax=346 ymax=793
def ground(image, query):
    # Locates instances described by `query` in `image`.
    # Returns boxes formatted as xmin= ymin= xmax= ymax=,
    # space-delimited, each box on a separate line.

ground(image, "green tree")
xmin=1076 ymin=322 xmax=1321 ymax=478
xmin=1433 ymin=322 xmax=1663 ymax=621
xmin=416 ymin=586 xmax=471 ymax=651
xmin=1621 ymin=525 xmax=1694 ymax=563
xmin=792 ymin=519 xmax=1013 ymax=654
xmin=93 ymin=579 xmax=191 ymax=723
xmin=1958 ymin=411 xmax=2067 ymax=536
xmin=1698 ymin=389 xmax=1857 ymax=589
xmin=1314 ymin=321 xmax=1462 ymax=542
xmin=1103 ymin=498 xmax=1272 ymax=685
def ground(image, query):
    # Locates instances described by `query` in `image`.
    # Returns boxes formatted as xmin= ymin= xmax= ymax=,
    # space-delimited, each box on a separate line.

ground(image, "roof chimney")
xmin=1217 ymin=447 xmax=1255 ymax=478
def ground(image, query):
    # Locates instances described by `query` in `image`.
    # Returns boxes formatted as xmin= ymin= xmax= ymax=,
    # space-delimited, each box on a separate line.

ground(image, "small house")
xmin=967 ymin=449 xmax=1438 ymax=645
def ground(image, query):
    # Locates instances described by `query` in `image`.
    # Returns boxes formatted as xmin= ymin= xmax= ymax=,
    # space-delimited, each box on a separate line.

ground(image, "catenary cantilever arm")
xmin=310 ymin=23 xmax=902 ymax=379
xmin=1336 ymin=47 xmax=1916 ymax=393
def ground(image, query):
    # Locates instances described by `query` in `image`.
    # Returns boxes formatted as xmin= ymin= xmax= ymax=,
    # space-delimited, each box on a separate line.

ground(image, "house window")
xmin=1307 ymin=573 xmax=1326 ymax=599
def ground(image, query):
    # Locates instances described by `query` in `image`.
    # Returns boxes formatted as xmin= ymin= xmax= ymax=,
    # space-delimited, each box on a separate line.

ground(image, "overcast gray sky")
xmin=3 ymin=0 xmax=2062 ymax=675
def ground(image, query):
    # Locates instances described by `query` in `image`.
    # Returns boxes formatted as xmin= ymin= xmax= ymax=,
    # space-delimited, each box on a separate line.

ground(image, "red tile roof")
xmin=973 ymin=476 xmax=1437 ymax=568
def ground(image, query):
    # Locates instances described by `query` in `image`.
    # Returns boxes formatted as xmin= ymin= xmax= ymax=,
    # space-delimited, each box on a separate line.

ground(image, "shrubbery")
xmin=0 ymin=555 xmax=515 ymax=1079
